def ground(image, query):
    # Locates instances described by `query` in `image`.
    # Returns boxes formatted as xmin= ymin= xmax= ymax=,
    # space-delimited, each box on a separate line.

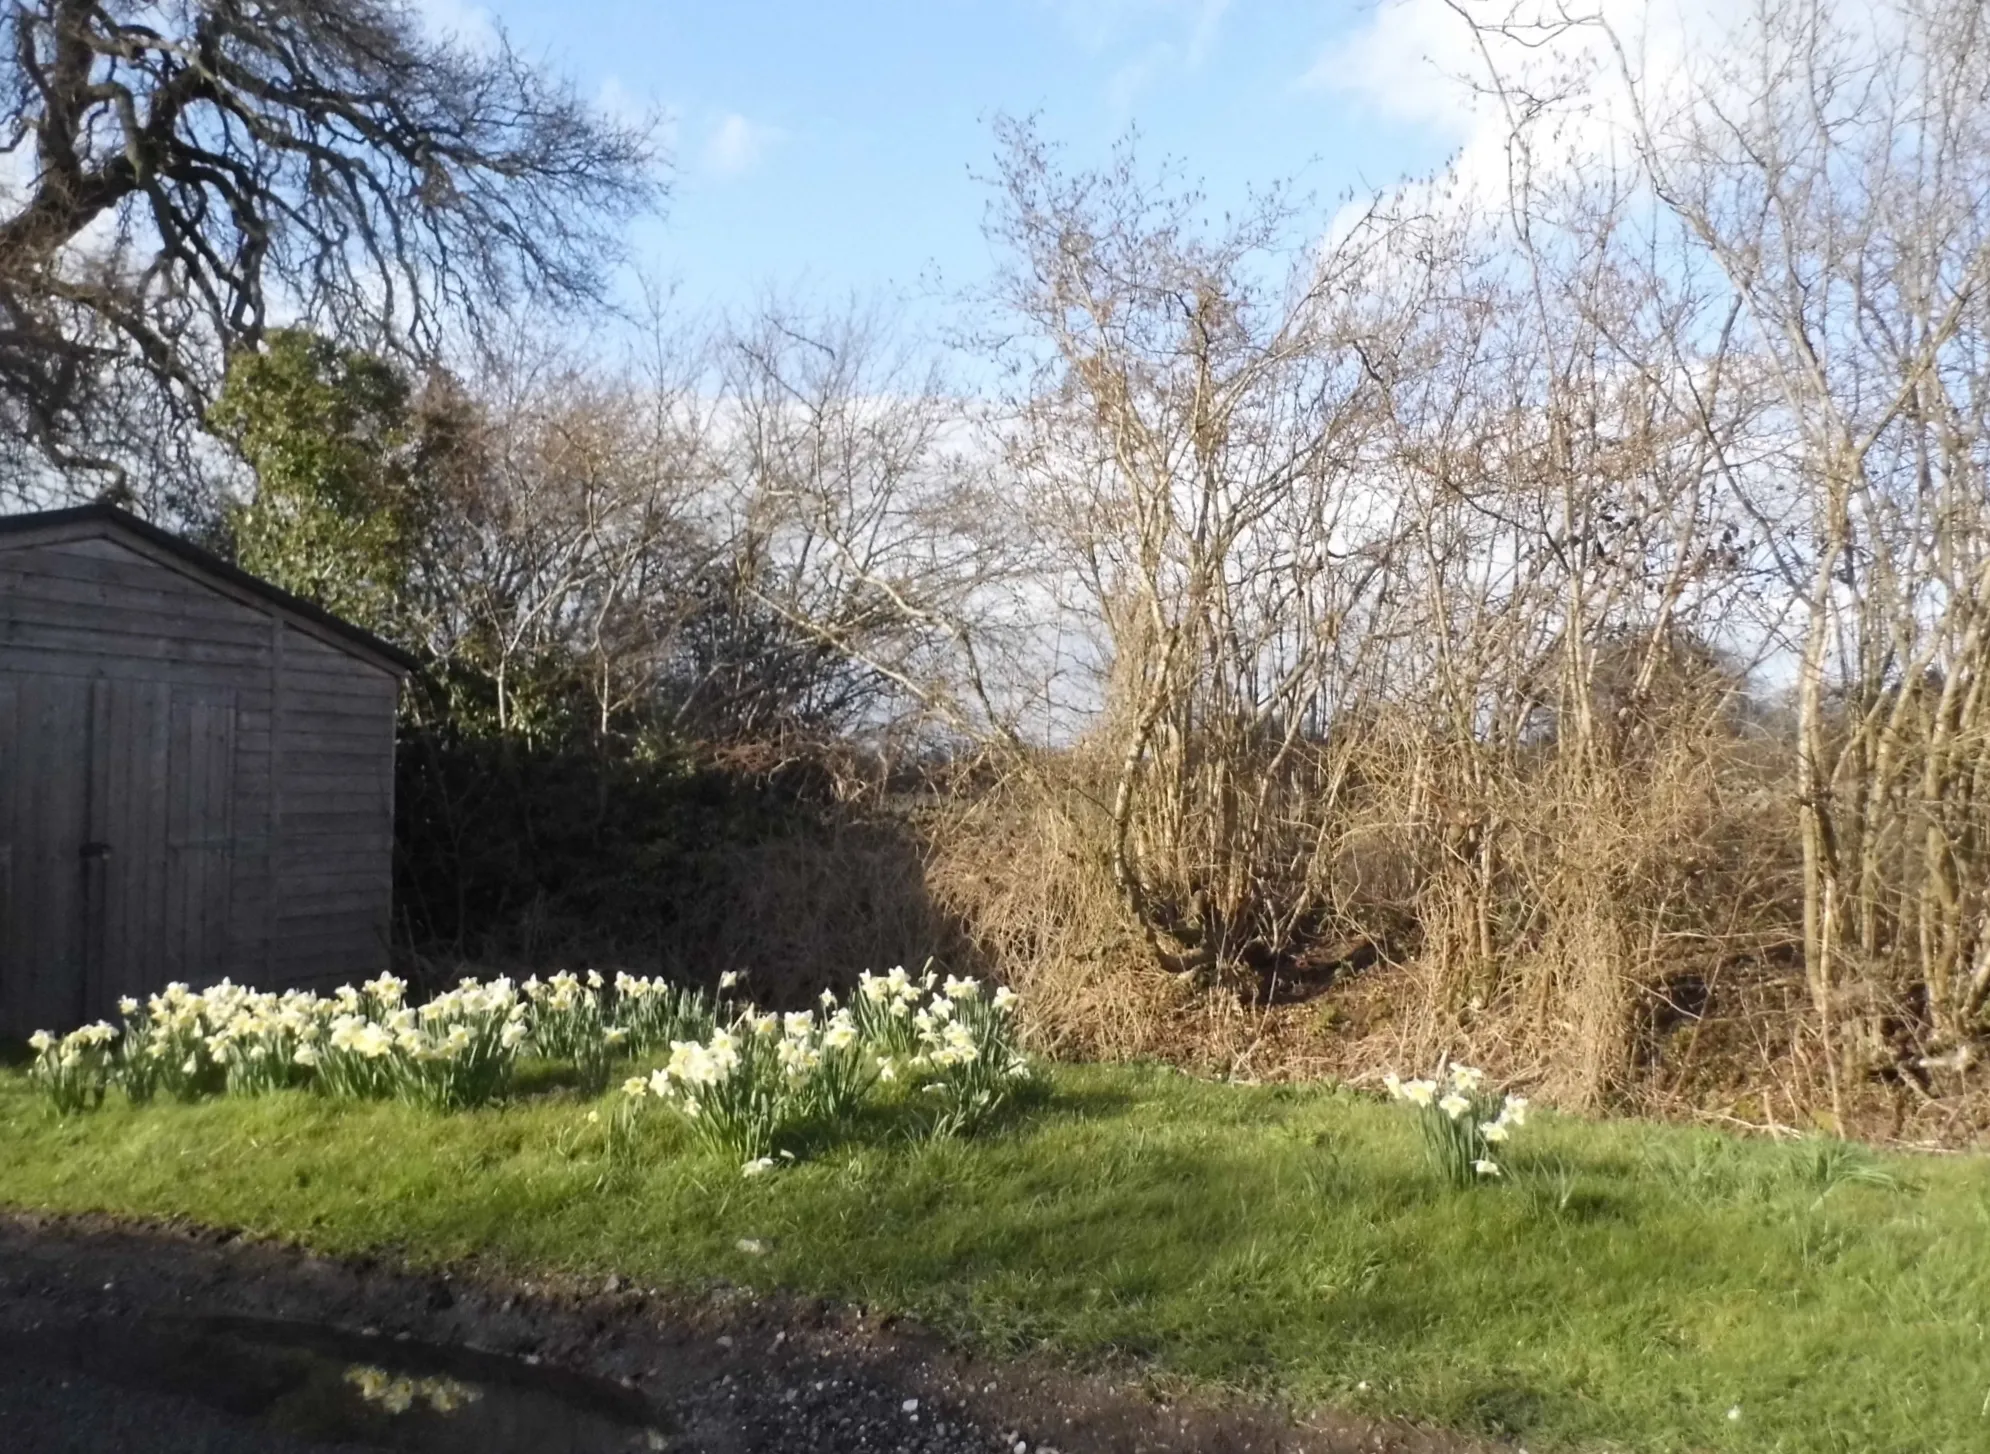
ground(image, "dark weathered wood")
xmin=0 ymin=620 xmax=274 ymax=669
xmin=0 ymin=574 xmax=284 ymax=642
xmin=0 ymin=516 xmax=403 ymax=1030
xmin=0 ymin=645 xmax=279 ymax=699
xmin=0 ymin=679 xmax=15 ymax=1031
xmin=0 ymin=675 xmax=91 ymax=1031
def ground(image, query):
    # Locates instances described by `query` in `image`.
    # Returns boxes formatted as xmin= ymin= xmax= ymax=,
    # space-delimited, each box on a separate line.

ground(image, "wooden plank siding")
xmin=0 ymin=519 xmax=405 ymax=1034
xmin=273 ymin=625 xmax=398 ymax=982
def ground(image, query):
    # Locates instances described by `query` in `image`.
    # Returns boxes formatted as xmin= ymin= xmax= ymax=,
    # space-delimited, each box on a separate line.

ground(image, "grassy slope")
xmin=1 ymin=1063 xmax=1985 ymax=1454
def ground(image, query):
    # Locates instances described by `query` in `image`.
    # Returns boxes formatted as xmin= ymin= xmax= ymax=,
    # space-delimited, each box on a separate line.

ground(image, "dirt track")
xmin=0 ymin=1213 xmax=1500 ymax=1454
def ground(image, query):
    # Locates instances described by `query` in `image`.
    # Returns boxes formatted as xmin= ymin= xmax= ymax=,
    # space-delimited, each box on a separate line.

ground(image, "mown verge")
xmin=1 ymin=1062 xmax=1983 ymax=1453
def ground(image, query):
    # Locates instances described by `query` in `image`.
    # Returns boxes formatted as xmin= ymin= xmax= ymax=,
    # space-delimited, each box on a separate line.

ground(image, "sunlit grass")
xmin=2 ymin=1062 xmax=1985 ymax=1452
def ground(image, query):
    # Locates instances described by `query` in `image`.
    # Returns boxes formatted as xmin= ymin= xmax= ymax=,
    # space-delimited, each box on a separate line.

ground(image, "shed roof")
xmin=0 ymin=502 xmax=420 ymax=675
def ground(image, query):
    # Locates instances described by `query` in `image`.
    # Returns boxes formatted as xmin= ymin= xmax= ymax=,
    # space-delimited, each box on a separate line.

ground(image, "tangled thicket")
xmin=16 ymin=2 xmax=1990 ymax=1146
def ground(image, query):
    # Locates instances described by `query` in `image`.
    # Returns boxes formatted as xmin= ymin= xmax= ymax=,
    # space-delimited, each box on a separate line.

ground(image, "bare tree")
xmin=977 ymin=120 xmax=1446 ymax=984
xmin=0 ymin=0 xmax=658 ymax=505
xmin=714 ymin=298 xmax=1026 ymax=756
xmin=1583 ymin=0 xmax=1990 ymax=1093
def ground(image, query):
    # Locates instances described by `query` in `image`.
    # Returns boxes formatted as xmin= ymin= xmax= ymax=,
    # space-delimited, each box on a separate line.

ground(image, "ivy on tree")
xmin=209 ymin=330 xmax=436 ymax=640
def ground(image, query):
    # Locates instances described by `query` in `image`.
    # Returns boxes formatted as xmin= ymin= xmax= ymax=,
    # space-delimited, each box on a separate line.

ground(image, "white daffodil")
xmin=1473 ymin=1158 xmax=1503 ymax=1177
xmin=1402 ymin=1079 xmax=1437 ymax=1107
xmin=1448 ymin=1064 xmax=1485 ymax=1094
xmin=1481 ymin=1121 xmax=1510 ymax=1144
xmin=1438 ymin=1093 xmax=1471 ymax=1121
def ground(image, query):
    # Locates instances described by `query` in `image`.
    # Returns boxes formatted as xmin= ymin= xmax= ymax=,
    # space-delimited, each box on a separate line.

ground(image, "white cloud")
xmin=1183 ymin=0 xmax=1231 ymax=69
xmin=1057 ymin=0 xmax=1232 ymax=105
xmin=1306 ymin=0 xmax=1729 ymax=214
xmin=702 ymin=113 xmax=783 ymax=178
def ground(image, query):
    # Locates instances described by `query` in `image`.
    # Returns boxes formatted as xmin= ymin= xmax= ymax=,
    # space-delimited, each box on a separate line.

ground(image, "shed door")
xmin=0 ymin=675 xmax=237 ymax=1034
xmin=0 ymin=674 xmax=93 ymax=1035
xmin=87 ymin=682 xmax=239 ymax=1011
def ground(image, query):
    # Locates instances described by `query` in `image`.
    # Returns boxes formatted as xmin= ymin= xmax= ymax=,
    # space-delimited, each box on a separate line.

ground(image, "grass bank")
xmin=1 ymin=1062 xmax=1984 ymax=1453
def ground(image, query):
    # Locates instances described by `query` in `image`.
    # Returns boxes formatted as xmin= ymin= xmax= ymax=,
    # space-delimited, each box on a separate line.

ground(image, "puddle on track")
xmin=0 ymin=1313 xmax=672 ymax=1451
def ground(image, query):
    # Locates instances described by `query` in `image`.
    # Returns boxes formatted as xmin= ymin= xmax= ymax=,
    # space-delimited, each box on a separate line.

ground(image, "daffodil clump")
xmin=636 ymin=1021 xmax=785 ymax=1161
xmin=850 ymin=963 xmax=929 ymax=1055
xmin=194 ymin=981 xmax=323 ymax=1096
xmin=311 ymin=976 xmax=416 ymax=1099
xmin=113 ymin=981 xmax=227 ymax=1101
xmin=25 ymin=1023 xmax=118 ymax=1114
xmin=24 ymin=964 xmax=1033 ymax=1147
xmin=905 ymin=973 xmax=1030 ymax=1138
xmin=522 ymin=970 xmax=627 ymax=1094
xmin=27 ymin=971 xmax=532 ymax=1113
xmin=1385 ymin=1063 xmax=1528 ymax=1188
xmin=607 ymin=970 xmax=717 ymax=1056
xmin=629 ymin=966 xmax=1033 ymax=1172
xmin=376 ymin=977 xmax=531 ymax=1111
xmin=632 ymin=984 xmax=870 ymax=1163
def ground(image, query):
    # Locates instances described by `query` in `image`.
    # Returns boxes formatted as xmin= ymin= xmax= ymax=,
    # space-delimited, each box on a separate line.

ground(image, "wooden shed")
xmin=0 ymin=503 xmax=415 ymax=1037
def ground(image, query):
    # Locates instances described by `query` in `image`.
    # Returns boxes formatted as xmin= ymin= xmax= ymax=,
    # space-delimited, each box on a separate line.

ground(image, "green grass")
xmin=2 ymin=1063 xmax=1986 ymax=1453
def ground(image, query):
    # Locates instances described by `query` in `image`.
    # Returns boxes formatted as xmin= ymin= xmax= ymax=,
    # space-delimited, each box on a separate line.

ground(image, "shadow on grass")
xmin=511 ymin=1058 xmax=588 ymax=1098
xmin=1452 ymin=1380 xmax=1552 ymax=1440
xmin=775 ymin=1075 xmax=1068 ymax=1161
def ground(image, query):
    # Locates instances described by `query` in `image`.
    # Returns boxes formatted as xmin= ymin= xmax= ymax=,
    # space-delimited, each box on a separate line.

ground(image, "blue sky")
xmin=426 ymin=1 xmax=1468 ymax=322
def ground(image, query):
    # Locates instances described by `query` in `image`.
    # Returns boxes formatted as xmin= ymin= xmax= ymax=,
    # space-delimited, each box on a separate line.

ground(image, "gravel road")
xmin=0 ymin=1214 xmax=1498 ymax=1454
